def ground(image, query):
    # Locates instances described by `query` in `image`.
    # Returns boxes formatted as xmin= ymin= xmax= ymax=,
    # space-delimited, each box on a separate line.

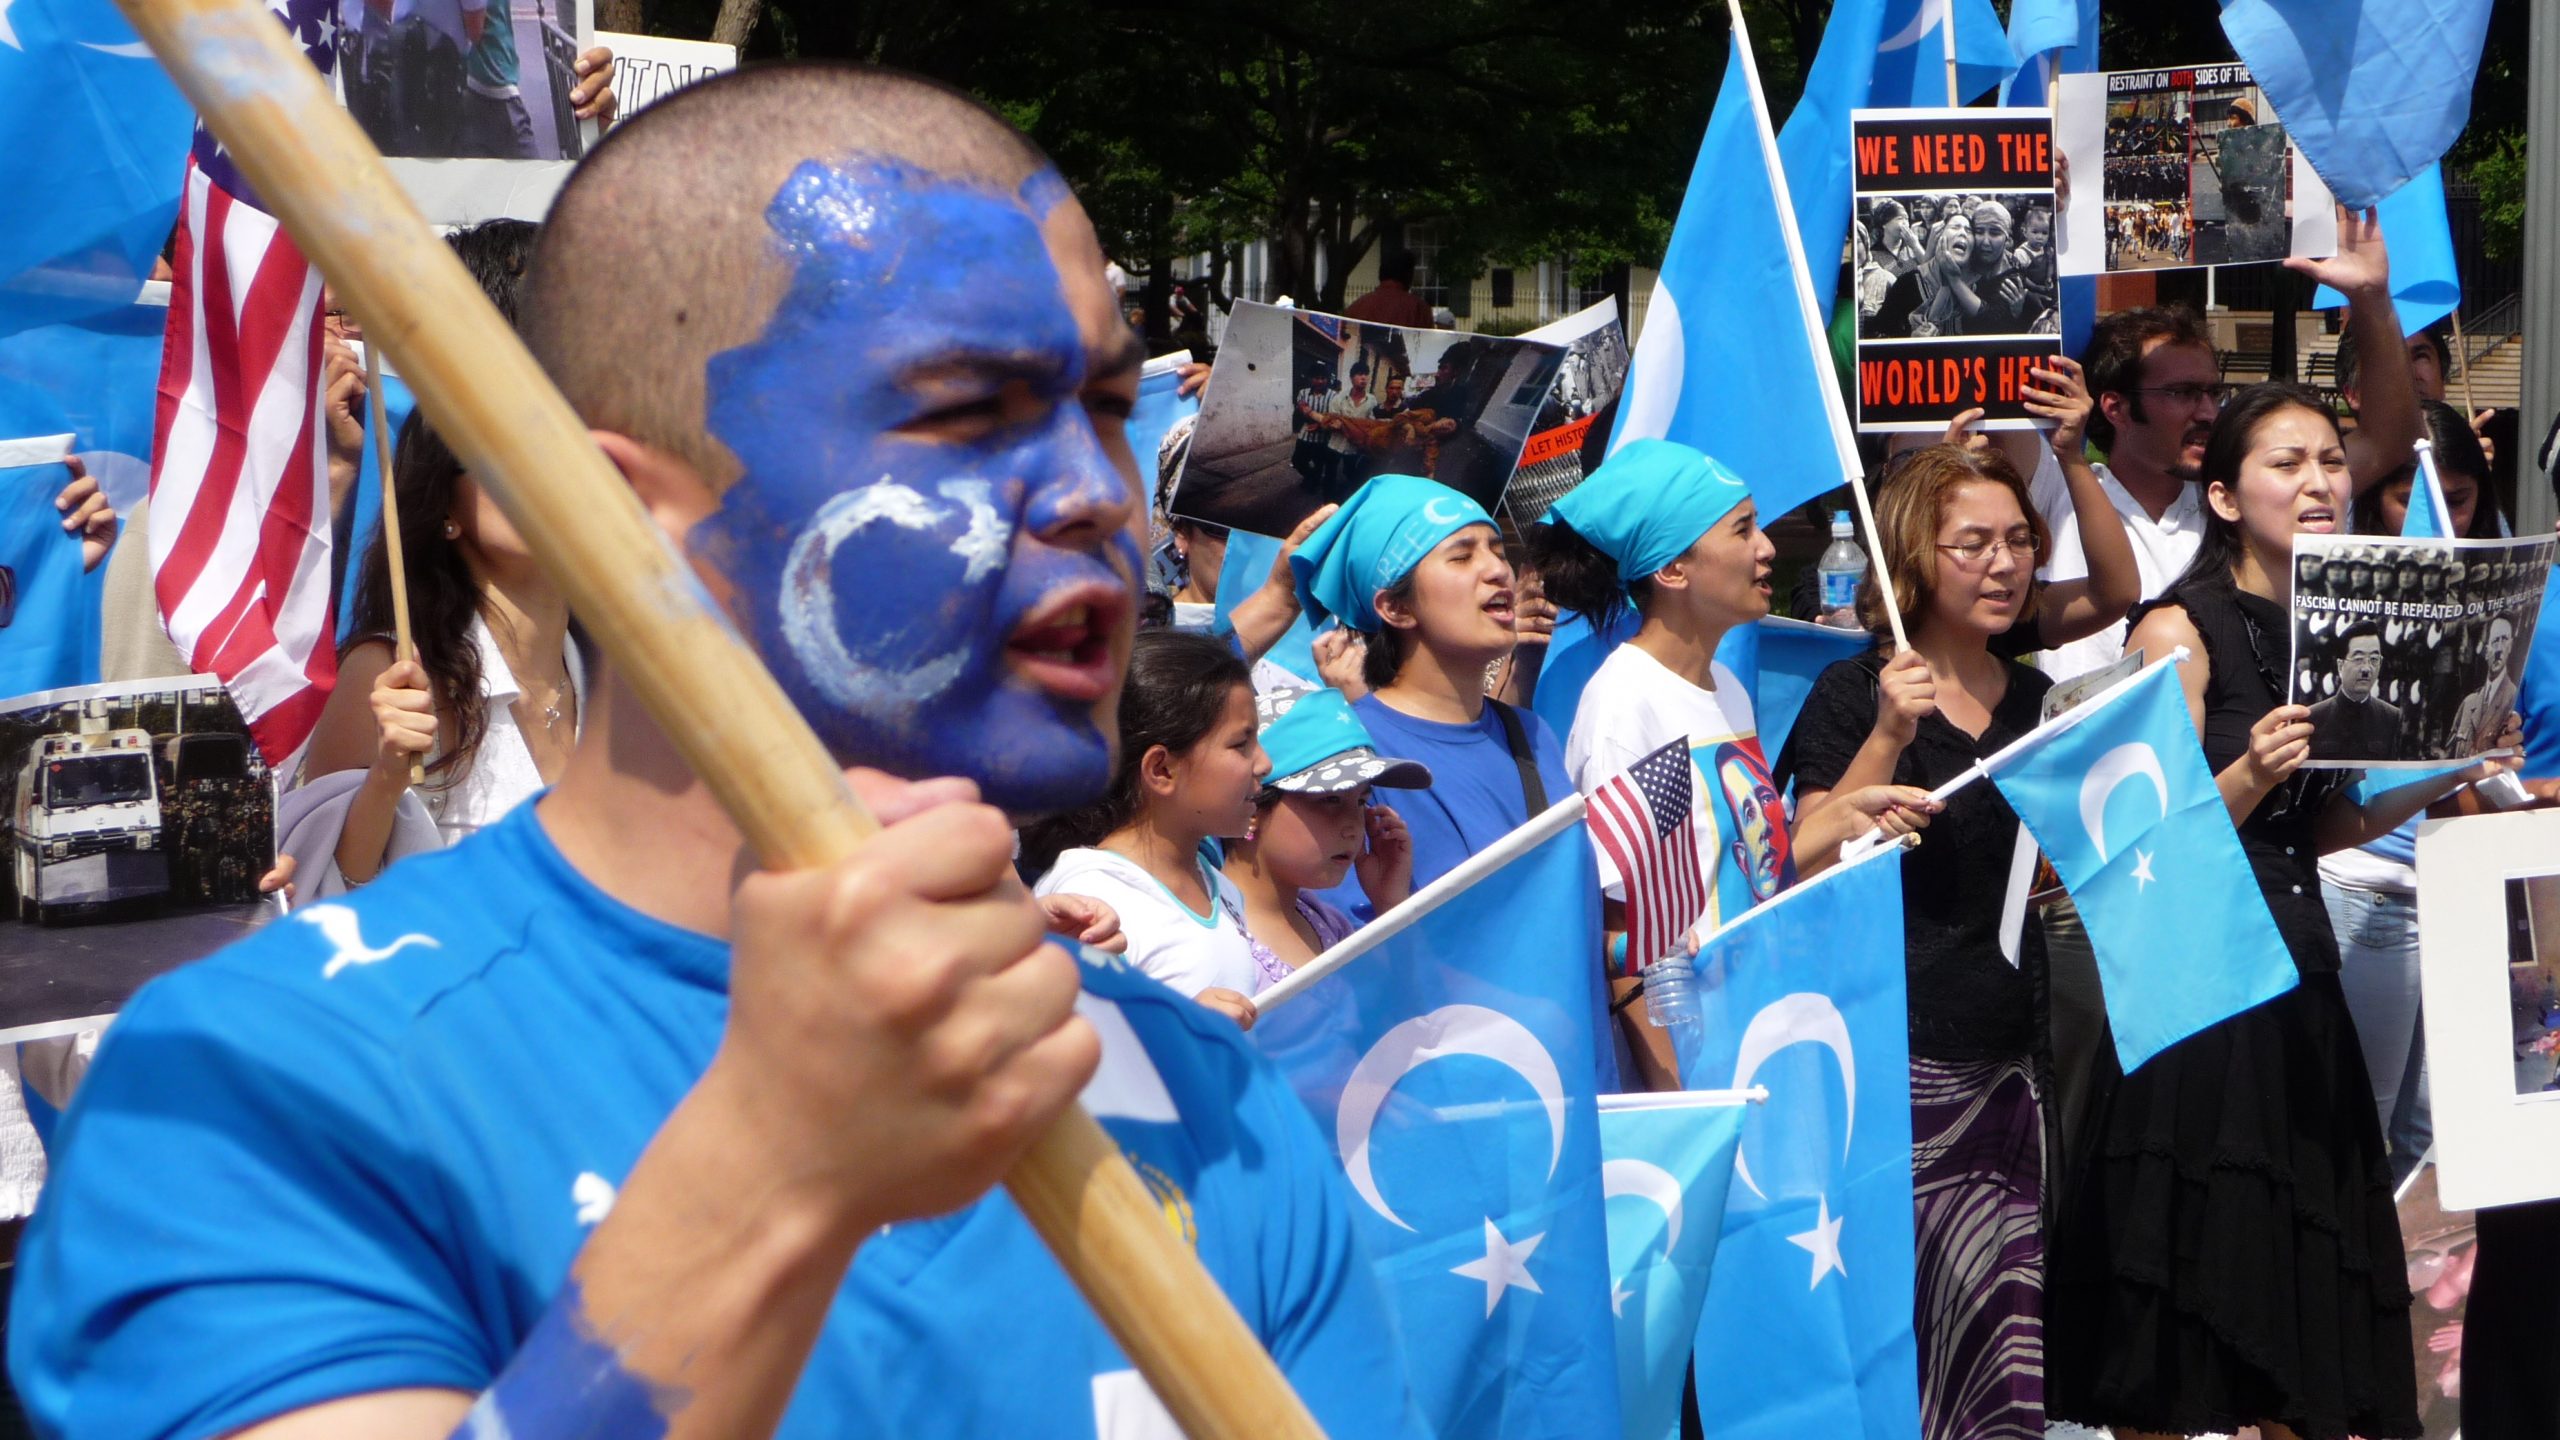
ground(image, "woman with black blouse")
xmin=1776 ymin=444 xmax=2059 ymax=1440
xmin=2047 ymin=383 xmax=2525 ymax=1440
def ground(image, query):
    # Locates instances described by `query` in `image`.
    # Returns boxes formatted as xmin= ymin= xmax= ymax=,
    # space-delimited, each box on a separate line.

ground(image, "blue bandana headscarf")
xmin=1540 ymin=439 xmax=1752 ymax=586
xmin=1289 ymin=475 xmax=1496 ymax=632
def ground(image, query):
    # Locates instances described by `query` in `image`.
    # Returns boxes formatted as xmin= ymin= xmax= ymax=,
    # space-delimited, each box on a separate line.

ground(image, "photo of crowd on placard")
xmin=336 ymin=0 xmax=590 ymax=161
xmin=2287 ymin=534 xmax=2556 ymax=768
xmin=2509 ymin=874 xmax=2560 ymax=1105
xmin=2088 ymin=68 xmax=2301 ymax=271
xmin=1503 ymin=303 xmax=1629 ymax=524
xmin=1173 ymin=301 xmax=1566 ymax=537
xmin=1851 ymin=192 xmax=2061 ymax=341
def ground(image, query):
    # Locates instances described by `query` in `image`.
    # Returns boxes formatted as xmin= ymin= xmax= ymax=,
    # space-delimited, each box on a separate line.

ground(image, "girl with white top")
xmin=1023 ymin=630 xmax=1271 ymax=1028
xmin=1528 ymin=439 xmax=1939 ymax=1087
xmin=292 ymin=414 xmax=581 ymax=894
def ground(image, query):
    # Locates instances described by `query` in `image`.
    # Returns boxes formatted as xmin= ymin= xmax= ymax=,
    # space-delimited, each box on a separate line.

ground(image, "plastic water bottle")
xmin=1816 ymin=511 xmax=1868 ymax=629
xmin=1642 ymin=955 xmax=1701 ymax=1035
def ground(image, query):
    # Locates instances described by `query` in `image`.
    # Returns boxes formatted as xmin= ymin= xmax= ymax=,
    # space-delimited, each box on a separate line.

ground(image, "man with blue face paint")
xmin=11 ymin=64 xmax=1426 ymax=1440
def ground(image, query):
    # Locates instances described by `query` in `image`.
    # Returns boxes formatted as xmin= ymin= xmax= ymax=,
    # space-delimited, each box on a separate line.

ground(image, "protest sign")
xmin=0 ymin=676 xmax=276 ymax=1038
xmin=1173 ymin=300 xmax=1566 ymax=538
xmin=2052 ymin=63 xmax=2340 ymax=277
xmin=1850 ymin=109 xmax=2064 ymax=433
xmin=1505 ymin=300 xmax=1630 ymax=523
xmin=595 ymin=31 xmax=736 ymax=120
xmin=2286 ymin=533 xmax=2555 ymax=767
xmin=339 ymin=0 xmax=598 ymax=223
xmin=2416 ymin=810 xmax=2560 ymax=1213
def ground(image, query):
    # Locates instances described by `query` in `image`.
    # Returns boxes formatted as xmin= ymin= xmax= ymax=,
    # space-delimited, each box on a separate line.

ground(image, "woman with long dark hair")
xmin=2049 ymin=383 xmax=2525 ymax=1440
xmin=290 ymin=413 xmax=582 ymax=892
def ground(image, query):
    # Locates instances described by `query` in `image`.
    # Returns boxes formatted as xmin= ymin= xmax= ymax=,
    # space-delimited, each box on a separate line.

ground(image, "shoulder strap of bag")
xmin=1488 ymin=699 xmax=1549 ymax=815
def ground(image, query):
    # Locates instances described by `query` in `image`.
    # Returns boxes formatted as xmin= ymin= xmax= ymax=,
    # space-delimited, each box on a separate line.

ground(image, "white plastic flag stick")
xmin=1725 ymin=0 xmax=1908 ymax=653
xmin=1837 ymin=646 xmax=2194 ymax=862
xmin=1250 ymin=794 xmax=1589 ymax=1015
xmin=1941 ymin=0 xmax=1961 ymax=106
xmin=2411 ymin=437 xmax=2458 ymax=538
xmin=1596 ymin=1088 xmax=1769 ymax=1112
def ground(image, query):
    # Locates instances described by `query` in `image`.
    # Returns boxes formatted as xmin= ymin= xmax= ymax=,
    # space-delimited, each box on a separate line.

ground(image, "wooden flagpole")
xmin=1941 ymin=0 xmax=1960 ymax=107
xmin=113 ymin=3 xmax=1323 ymax=1436
xmin=365 ymin=347 xmax=424 ymax=788
xmin=1726 ymin=0 xmax=1909 ymax=651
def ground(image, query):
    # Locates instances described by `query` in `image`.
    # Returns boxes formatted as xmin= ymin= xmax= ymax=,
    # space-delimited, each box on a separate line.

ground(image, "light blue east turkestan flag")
xmin=2403 ymin=438 xmax=2454 ymax=541
xmin=2221 ymin=0 xmax=2495 ymax=213
xmin=2002 ymin=0 xmax=2100 ymax=358
xmin=336 ymin=361 xmax=417 ymax=643
xmin=1133 ymin=355 xmax=1201 ymax=521
xmin=0 ymin=0 xmax=194 ymax=338
xmin=2311 ymin=163 xmax=2462 ymax=339
xmin=1673 ymin=841 xmax=1920 ymax=1440
xmin=0 ymin=294 xmax=170 ymax=695
xmin=1210 ymin=528 xmax=1322 ymax=684
xmin=1255 ymin=822 xmax=1622 ymax=1440
xmin=1597 ymin=1092 xmax=1748 ymax=1440
xmin=1612 ymin=0 xmax=2014 ymax=521
xmin=1988 ymin=658 xmax=2299 ymax=1071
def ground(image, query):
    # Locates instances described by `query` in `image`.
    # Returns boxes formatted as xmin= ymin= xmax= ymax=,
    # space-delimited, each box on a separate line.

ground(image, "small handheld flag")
xmin=1585 ymin=739 xmax=1708 ymax=973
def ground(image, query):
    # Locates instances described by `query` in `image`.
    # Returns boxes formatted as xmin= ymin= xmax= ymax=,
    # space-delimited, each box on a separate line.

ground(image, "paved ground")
xmin=0 ymin=903 xmax=276 ymax=1032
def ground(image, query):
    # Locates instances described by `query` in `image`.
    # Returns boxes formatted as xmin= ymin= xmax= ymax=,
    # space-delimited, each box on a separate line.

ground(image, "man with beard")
xmin=2027 ymin=211 xmax=2422 ymax=686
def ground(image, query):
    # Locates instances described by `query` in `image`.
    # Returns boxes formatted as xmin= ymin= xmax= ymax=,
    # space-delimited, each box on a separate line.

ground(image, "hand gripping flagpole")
xmin=113 ymin=4 xmax=1324 ymax=1437
xmin=1726 ymin=0 xmax=1910 ymax=653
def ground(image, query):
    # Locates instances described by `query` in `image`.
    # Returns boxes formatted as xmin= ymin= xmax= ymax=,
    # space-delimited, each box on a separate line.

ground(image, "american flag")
xmin=1584 ymin=739 xmax=1708 ymax=975
xmin=148 ymin=0 xmax=343 ymax=770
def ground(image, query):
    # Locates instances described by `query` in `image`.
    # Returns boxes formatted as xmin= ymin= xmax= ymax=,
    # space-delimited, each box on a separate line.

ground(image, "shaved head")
xmin=522 ymin=62 xmax=1059 ymax=486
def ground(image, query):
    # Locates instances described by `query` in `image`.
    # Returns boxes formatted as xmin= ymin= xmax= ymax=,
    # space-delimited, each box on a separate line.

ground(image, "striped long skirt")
xmin=1911 ymin=1054 xmax=2046 ymax=1440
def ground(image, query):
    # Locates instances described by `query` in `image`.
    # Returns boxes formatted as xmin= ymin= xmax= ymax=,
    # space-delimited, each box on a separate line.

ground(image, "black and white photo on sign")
xmin=2285 ymin=533 xmax=2555 ymax=768
xmin=0 ymin=678 xmax=278 ymax=1034
xmin=334 ymin=0 xmax=596 ymax=223
xmin=2417 ymin=812 xmax=2560 ymax=1214
xmin=1502 ymin=300 xmax=1630 ymax=524
xmin=2052 ymin=63 xmax=2339 ymax=278
xmin=1170 ymin=301 xmax=1567 ymax=539
xmin=1852 ymin=192 xmax=2060 ymax=342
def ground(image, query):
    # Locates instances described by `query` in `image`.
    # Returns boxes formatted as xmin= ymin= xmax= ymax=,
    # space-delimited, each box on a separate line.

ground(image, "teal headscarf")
xmin=1540 ymin=439 xmax=1752 ymax=585
xmin=1288 ymin=475 xmax=1496 ymax=632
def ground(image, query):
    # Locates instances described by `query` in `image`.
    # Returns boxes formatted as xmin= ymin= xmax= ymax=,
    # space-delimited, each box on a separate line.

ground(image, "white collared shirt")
xmin=421 ymin=613 xmax=584 ymax=847
xmin=2028 ymin=449 xmax=2206 ymax=682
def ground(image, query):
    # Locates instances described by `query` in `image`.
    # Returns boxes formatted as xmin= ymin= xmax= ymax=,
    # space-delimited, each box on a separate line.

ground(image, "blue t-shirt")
xmin=2521 ymin=573 xmax=2560 ymax=782
xmin=1315 ymin=693 xmax=1575 ymax=920
xmin=11 ymin=805 xmax=1427 ymax=1440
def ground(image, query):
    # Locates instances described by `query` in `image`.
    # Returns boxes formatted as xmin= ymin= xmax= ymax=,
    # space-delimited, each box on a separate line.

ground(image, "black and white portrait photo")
xmin=2288 ymin=534 xmax=2556 ymax=767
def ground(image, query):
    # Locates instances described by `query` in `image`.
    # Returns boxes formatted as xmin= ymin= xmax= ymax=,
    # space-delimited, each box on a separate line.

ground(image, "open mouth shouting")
xmin=2295 ymin=502 xmax=2339 ymax=536
xmin=1006 ymin=582 xmax=1126 ymax=702
xmin=1481 ymin=588 xmax=1517 ymax=628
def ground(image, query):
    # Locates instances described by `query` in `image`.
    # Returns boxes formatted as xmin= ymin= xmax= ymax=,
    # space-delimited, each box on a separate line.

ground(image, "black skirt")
xmin=2047 ymin=974 xmax=2420 ymax=1439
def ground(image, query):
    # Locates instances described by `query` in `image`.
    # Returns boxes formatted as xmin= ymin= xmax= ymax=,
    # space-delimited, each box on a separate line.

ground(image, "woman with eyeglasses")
xmin=2047 ymin=384 xmax=2525 ymax=1440
xmin=1772 ymin=444 xmax=2066 ymax=1440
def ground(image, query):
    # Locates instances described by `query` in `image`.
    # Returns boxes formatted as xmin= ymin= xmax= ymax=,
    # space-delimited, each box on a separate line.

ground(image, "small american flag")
xmin=150 ymin=0 xmax=343 ymax=769
xmin=1584 ymin=739 xmax=1707 ymax=975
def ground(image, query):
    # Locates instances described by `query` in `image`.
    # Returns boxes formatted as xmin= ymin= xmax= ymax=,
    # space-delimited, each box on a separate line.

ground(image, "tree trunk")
xmin=709 ymin=0 xmax=762 ymax=50
xmin=595 ymin=0 xmax=642 ymax=33
xmin=1142 ymin=197 xmax=1174 ymax=346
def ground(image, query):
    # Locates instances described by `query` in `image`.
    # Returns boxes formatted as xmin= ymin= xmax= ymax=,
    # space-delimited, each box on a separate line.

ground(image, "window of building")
xmin=1489 ymin=268 xmax=1515 ymax=309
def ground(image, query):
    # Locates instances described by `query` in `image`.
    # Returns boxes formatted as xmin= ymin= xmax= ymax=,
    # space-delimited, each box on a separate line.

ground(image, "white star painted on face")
xmin=1786 ymin=1195 xmax=1848 ymax=1289
xmin=1450 ymin=1219 xmax=1546 ymax=1317
xmin=2130 ymin=848 xmax=2157 ymax=891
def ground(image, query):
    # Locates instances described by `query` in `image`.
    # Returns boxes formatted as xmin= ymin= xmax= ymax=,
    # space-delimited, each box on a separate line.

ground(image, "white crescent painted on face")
xmin=1419 ymin=496 xmax=1472 ymax=527
xmin=2078 ymin=743 xmax=2170 ymax=863
xmin=1876 ymin=0 xmax=1949 ymax=53
xmin=1602 ymin=1157 xmax=1685 ymax=1255
xmin=1728 ymin=993 xmax=1856 ymax=1201
xmin=780 ymin=480 xmax=973 ymax=710
xmin=1337 ymin=1004 xmax=1567 ymax=1233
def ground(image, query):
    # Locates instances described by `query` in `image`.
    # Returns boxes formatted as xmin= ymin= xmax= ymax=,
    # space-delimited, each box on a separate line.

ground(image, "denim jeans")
xmin=2321 ymin=881 xmax=2429 ymax=1184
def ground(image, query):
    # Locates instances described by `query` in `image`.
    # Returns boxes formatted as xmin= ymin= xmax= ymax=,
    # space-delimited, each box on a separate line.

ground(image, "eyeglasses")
xmin=2130 ymin=382 xmax=2236 ymax=409
xmin=1935 ymin=531 xmax=2041 ymax=567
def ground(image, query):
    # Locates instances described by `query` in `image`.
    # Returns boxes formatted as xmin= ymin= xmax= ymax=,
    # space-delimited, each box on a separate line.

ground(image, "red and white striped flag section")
xmin=149 ymin=0 xmax=345 ymax=770
xmin=1583 ymin=738 xmax=1708 ymax=972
